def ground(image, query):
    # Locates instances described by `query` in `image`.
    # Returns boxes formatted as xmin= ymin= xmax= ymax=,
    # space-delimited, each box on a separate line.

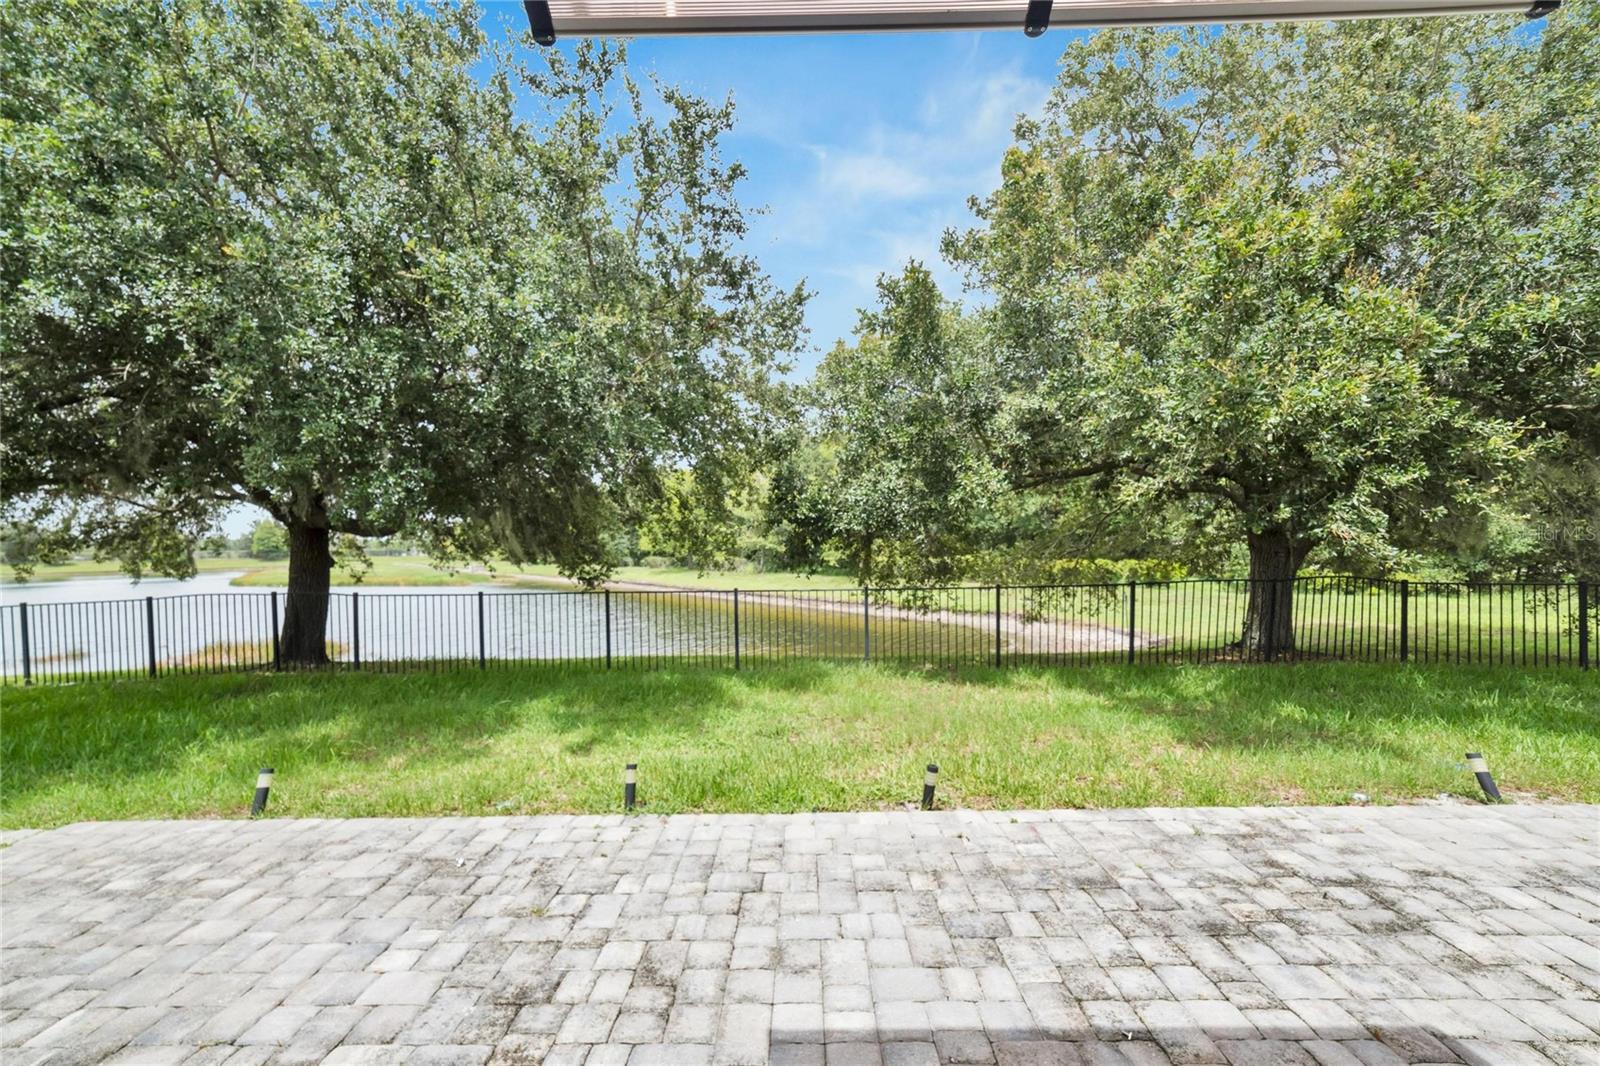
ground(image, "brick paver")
xmin=2 ymin=805 xmax=1598 ymax=1064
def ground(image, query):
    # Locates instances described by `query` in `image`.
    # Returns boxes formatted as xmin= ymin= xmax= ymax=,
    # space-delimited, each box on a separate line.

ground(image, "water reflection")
xmin=1 ymin=579 xmax=1080 ymax=679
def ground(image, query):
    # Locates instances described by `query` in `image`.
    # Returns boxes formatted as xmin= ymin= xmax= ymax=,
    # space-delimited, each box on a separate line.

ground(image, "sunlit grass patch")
xmin=2 ymin=661 xmax=1594 ymax=827
xmin=164 ymin=640 xmax=348 ymax=669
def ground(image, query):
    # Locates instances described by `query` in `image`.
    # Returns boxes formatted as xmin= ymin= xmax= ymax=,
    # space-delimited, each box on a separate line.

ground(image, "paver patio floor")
xmin=2 ymin=805 xmax=1598 ymax=1065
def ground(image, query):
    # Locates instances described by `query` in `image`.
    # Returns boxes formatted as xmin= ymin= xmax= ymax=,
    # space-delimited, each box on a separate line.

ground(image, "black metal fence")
xmin=0 ymin=577 xmax=1591 ymax=685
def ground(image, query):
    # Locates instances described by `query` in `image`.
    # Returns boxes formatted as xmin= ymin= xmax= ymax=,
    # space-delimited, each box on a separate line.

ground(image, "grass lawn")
xmin=229 ymin=557 xmax=505 ymax=587
xmin=1 ymin=555 xmax=490 ymax=587
xmin=504 ymin=564 xmax=861 ymax=592
xmin=136 ymin=558 xmax=851 ymax=590
xmin=0 ymin=557 xmax=258 ymax=584
xmin=233 ymin=560 xmax=855 ymax=590
xmin=3 ymin=661 xmax=1595 ymax=827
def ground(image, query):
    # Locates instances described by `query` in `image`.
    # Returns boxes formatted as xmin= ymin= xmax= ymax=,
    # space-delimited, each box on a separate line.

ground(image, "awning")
xmin=524 ymin=0 xmax=1541 ymax=44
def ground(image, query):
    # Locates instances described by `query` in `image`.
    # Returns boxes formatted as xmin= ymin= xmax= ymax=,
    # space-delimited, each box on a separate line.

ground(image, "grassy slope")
xmin=1 ymin=556 xmax=476 ymax=587
xmin=1 ymin=557 xmax=258 ymax=584
xmin=229 ymin=557 xmax=503 ymax=587
xmin=504 ymin=565 xmax=860 ymax=592
xmin=1 ymin=557 xmax=856 ymax=590
xmin=3 ymin=661 xmax=1595 ymax=827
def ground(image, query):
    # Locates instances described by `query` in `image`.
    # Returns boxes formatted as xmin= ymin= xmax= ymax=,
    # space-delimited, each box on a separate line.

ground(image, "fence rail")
xmin=0 ymin=577 xmax=1591 ymax=685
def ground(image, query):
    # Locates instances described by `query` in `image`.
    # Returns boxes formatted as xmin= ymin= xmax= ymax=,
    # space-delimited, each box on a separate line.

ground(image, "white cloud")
xmin=730 ymin=39 xmax=1057 ymax=361
xmin=815 ymin=146 xmax=935 ymax=202
xmin=807 ymin=68 xmax=1049 ymax=210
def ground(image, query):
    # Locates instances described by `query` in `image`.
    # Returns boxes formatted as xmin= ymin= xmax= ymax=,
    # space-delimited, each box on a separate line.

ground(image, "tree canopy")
xmin=798 ymin=9 xmax=1598 ymax=650
xmin=4 ymin=3 xmax=1594 ymax=663
xmin=0 ymin=0 xmax=804 ymax=660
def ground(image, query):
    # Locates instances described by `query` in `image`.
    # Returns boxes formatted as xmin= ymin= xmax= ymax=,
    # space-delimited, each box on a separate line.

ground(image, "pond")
xmin=1 ymin=577 xmax=1131 ymax=681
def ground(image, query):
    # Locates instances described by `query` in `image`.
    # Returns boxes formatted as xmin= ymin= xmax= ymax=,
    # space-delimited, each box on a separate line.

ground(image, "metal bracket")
xmin=1024 ymin=0 xmax=1054 ymax=37
xmin=524 ymin=0 xmax=557 ymax=46
xmin=1525 ymin=0 xmax=1560 ymax=17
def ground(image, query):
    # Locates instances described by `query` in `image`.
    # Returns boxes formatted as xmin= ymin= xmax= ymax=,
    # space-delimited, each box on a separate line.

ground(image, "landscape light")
xmin=251 ymin=767 xmax=275 ymax=816
xmin=1465 ymin=752 xmax=1503 ymax=803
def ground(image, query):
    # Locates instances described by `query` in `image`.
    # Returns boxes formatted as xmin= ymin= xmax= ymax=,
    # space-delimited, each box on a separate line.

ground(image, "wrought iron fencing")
xmin=0 ymin=577 xmax=1591 ymax=685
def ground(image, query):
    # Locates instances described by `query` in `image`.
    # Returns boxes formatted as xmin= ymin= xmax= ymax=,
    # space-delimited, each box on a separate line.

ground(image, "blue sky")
xmin=485 ymin=4 xmax=1090 ymax=377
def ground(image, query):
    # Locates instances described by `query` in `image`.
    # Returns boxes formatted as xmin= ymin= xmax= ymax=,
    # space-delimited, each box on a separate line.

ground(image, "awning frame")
xmin=521 ymin=0 xmax=1554 ymax=45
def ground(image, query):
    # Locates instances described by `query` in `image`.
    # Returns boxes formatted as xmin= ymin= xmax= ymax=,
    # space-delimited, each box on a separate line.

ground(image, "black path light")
xmin=251 ymin=767 xmax=274 ymax=816
xmin=1465 ymin=752 xmax=1503 ymax=803
xmin=523 ymin=0 xmax=1552 ymax=48
xmin=921 ymin=763 xmax=939 ymax=810
xmin=624 ymin=762 xmax=638 ymax=811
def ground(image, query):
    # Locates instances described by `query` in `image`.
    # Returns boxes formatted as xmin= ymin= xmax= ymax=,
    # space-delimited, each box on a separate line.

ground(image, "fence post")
xmin=478 ymin=590 xmax=487 ymax=669
xmin=604 ymin=588 xmax=612 ymax=669
xmin=1399 ymin=579 xmax=1410 ymax=662
xmin=863 ymin=587 xmax=871 ymax=662
xmin=1263 ymin=580 xmax=1279 ymax=663
xmin=733 ymin=588 xmax=741 ymax=671
xmin=351 ymin=593 xmax=361 ymax=669
xmin=1126 ymin=580 xmax=1136 ymax=665
xmin=994 ymin=585 xmax=1002 ymax=668
xmin=270 ymin=590 xmax=281 ymax=671
xmin=1580 ymin=576 xmax=1593 ymax=669
xmin=19 ymin=602 xmax=31 ymax=686
xmin=143 ymin=595 xmax=158 ymax=677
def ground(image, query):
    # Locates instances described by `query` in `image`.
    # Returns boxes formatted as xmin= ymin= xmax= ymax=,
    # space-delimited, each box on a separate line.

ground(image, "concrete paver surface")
xmin=2 ymin=805 xmax=1598 ymax=1064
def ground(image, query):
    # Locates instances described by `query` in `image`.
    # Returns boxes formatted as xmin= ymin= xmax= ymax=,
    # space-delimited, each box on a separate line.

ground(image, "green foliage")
xmin=758 ymin=441 xmax=837 ymax=571
xmin=0 ymin=524 xmax=46 ymax=570
xmin=804 ymin=264 xmax=1013 ymax=584
xmin=248 ymin=521 xmax=287 ymax=560
xmin=950 ymin=15 xmax=1600 ymax=576
xmin=801 ymin=11 xmax=1597 ymax=591
xmin=634 ymin=471 xmax=743 ymax=570
xmin=0 ymin=0 xmax=804 ymax=591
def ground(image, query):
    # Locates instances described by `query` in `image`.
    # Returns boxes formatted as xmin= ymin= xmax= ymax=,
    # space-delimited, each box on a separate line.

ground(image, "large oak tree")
xmin=940 ymin=10 xmax=1597 ymax=652
xmin=1 ymin=0 xmax=804 ymax=662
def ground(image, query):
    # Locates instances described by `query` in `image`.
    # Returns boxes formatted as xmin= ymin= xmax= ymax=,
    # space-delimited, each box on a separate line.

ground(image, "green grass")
xmin=1 ymin=557 xmax=259 ymax=584
xmin=3 ymin=661 xmax=1595 ymax=828
xmin=505 ymin=564 xmax=861 ymax=592
xmin=1 ymin=556 xmax=853 ymax=590
xmin=229 ymin=557 xmax=504 ymax=587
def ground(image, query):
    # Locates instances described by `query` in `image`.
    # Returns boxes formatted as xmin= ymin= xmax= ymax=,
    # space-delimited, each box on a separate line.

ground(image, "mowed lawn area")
xmin=4 ymin=555 xmax=862 ymax=590
xmin=3 ymin=662 xmax=1596 ymax=828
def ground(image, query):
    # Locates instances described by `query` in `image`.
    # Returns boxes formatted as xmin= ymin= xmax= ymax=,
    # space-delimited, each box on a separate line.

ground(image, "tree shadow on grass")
xmin=865 ymin=658 xmax=1600 ymax=752
xmin=3 ymin=658 xmax=1594 ymax=819
xmin=1 ymin=660 xmax=851 ymax=807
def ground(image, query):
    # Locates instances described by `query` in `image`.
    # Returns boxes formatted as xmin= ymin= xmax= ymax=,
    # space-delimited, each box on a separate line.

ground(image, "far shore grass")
xmin=5 ymin=555 xmax=859 ymax=591
xmin=228 ymin=557 xmax=504 ymax=587
xmin=3 ymin=661 xmax=1595 ymax=828
xmin=502 ymin=564 xmax=860 ymax=592
xmin=0 ymin=556 xmax=258 ymax=583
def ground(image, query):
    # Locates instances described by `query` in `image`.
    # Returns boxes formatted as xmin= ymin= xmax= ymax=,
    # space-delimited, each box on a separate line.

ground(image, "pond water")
xmin=0 ymin=576 xmax=1043 ymax=681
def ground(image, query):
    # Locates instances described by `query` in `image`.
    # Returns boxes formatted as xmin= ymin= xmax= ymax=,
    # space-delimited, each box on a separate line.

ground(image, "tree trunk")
xmin=279 ymin=521 xmax=332 ymax=666
xmin=1243 ymin=530 xmax=1311 ymax=660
